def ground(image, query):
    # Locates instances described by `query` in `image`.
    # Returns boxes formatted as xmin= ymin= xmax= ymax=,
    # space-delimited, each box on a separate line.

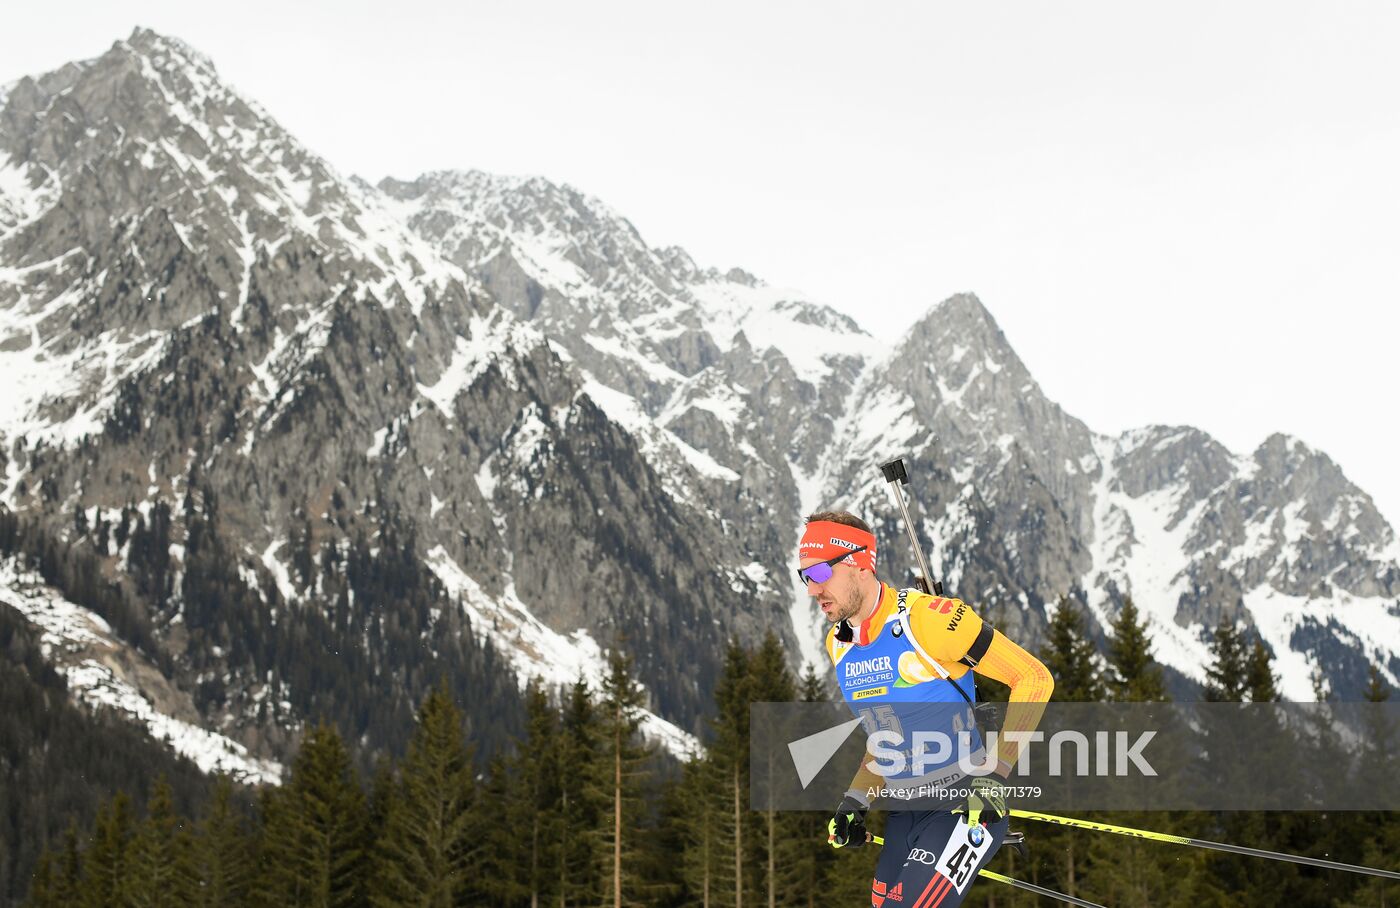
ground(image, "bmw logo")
xmin=967 ymin=825 xmax=986 ymax=847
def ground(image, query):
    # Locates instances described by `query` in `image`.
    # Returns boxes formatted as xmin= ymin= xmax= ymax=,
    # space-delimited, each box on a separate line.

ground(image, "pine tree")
xmin=1033 ymin=597 xmax=1106 ymax=898
xmin=678 ymin=642 xmax=752 ymax=907
xmin=364 ymin=759 xmax=397 ymax=860
xmin=593 ymin=649 xmax=654 ymax=908
xmin=1204 ymin=628 xmax=1318 ymax=904
xmin=1202 ymin=619 xmax=1247 ymax=702
xmin=472 ymin=755 xmax=518 ymax=906
xmin=256 ymin=724 xmax=369 ymax=908
xmin=196 ymin=776 xmax=254 ymax=908
xmin=772 ymin=663 xmax=834 ymax=908
xmin=369 ymin=684 xmax=476 ymax=907
xmin=57 ymin=823 xmax=84 ymax=906
xmin=504 ymin=683 xmax=563 ymax=908
xmin=676 ymin=755 xmax=726 ymax=908
xmin=27 ymin=850 xmax=60 ymax=908
xmin=1104 ymin=596 xmax=1167 ymax=702
xmin=1243 ymin=638 xmax=1279 ymax=702
xmin=1350 ymin=668 xmax=1400 ymax=907
xmin=556 ymin=677 xmax=605 ymax=908
xmin=715 ymin=641 xmax=753 ymax=907
xmin=128 ymin=777 xmax=199 ymax=907
xmin=82 ymin=791 xmax=136 ymax=908
xmin=1357 ymin=665 xmax=1395 ymax=792
xmin=1078 ymin=594 xmax=1201 ymax=907
xmin=745 ymin=632 xmax=798 ymax=908
xmin=1039 ymin=596 xmax=1104 ymax=701
xmin=27 ymin=823 xmax=83 ymax=908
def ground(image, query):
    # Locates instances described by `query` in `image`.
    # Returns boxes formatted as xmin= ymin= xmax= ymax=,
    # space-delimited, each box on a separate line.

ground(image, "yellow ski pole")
xmin=1009 ymin=809 xmax=1400 ymax=881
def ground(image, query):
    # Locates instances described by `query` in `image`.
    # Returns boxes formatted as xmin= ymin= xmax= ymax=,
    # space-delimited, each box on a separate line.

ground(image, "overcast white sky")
xmin=6 ymin=1 xmax=1399 ymax=526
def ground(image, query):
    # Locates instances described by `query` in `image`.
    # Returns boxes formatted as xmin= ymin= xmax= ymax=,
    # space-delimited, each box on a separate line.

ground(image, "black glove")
xmin=827 ymin=794 xmax=869 ymax=848
xmin=964 ymin=776 xmax=1008 ymax=826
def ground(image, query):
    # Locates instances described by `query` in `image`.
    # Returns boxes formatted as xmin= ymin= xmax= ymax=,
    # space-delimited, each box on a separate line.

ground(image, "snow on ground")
xmin=933 ymin=360 xmax=983 ymax=410
xmin=1241 ymin=587 xmax=1322 ymax=700
xmin=425 ymin=546 xmax=700 ymax=756
xmin=507 ymin=231 xmax=592 ymax=295
xmin=1244 ymin=586 xmax=1400 ymax=697
xmin=581 ymin=378 xmax=738 ymax=485
xmin=0 ymin=275 xmax=173 ymax=460
xmin=259 ymin=539 xmax=297 ymax=603
xmin=582 ymin=332 xmax=687 ymax=385
xmin=841 ymin=384 xmax=926 ymax=493
xmin=658 ymin=374 xmax=748 ymax=433
xmin=0 ymin=556 xmax=283 ymax=784
xmin=688 ymin=278 xmax=882 ymax=383
xmin=241 ymin=300 xmax=343 ymax=442
xmin=417 ymin=311 xmax=545 ymax=416
xmin=1086 ymin=435 xmax=1215 ymax=682
xmin=1086 ymin=432 xmax=1400 ymax=697
xmin=0 ymin=150 xmax=61 ymax=235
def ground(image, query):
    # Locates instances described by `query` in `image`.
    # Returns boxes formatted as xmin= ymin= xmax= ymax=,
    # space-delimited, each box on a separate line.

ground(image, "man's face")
xmin=800 ymin=557 xmax=866 ymax=624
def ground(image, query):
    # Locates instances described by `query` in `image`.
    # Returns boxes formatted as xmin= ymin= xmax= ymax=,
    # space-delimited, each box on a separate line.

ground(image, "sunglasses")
xmin=796 ymin=546 xmax=867 ymax=586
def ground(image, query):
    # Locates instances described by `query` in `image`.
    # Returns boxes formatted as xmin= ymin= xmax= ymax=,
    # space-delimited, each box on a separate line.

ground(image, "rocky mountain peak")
xmin=896 ymin=292 xmax=1028 ymax=384
xmin=124 ymin=26 xmax=220 ymax=75
xmin=6 ymin=29 xmax=1399 ymax=797
xmin=379 ymin=168 xmax=648 ymax=257
xmin=656 ymin=245 xmax=699 ymax=280
xmin=720 ymin=266 xmax=759 ymax=287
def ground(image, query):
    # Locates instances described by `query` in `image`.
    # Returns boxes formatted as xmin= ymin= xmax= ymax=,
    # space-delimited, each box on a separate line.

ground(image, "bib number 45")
xmin=905 ymin=816 xmax=992 ymax=895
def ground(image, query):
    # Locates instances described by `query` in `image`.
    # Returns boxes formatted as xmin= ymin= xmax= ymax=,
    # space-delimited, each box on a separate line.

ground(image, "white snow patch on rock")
xmin=425 ymin=546 xmax=699 ymax=756
xmin=1086 ymin=435 xmax=1214 ymax=681
xmin=0 ymin=556 xmax=281 ymax=784
xmin=581 ymin=379 xmax=738 ymax=484
xmin=260 ymin=539 xmax=297 ymax=603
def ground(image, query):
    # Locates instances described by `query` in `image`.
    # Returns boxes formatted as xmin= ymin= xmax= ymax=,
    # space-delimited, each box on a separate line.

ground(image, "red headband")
xmin=798 ymin=520 xmax=877 ymax=573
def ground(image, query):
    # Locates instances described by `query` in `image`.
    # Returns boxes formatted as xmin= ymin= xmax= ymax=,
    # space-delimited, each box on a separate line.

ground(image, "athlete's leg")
xmin=884 ymin=812 xmax=1009 ymax=908
xmin=870 ymin=812 xmax=914 ymax=907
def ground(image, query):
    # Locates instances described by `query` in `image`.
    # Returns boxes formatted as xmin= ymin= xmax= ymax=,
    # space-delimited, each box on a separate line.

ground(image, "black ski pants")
xmin=870 ymin=810 xmax=1009 ymax=908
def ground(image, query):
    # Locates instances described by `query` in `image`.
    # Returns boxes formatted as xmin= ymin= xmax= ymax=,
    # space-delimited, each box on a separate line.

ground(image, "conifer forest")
xmin=8 ymin=582 xmax=1399 ymax=907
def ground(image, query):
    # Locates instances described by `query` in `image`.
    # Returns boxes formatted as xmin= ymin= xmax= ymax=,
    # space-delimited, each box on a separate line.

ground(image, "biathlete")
xmin=799 ymin=510 xmax=1054 ymax=908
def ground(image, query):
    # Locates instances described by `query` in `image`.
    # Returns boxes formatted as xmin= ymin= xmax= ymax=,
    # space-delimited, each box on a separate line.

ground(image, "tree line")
xmin=988 ymin=596 xmax=1398 ymax=908
xmin=16 ymin=594 xmax=1400 ymax=907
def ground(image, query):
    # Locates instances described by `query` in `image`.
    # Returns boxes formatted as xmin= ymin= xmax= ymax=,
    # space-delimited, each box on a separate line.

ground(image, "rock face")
xmin=2 ymin=29 xmax=1398 ymax=775
xmin=381 ymin=182 xmax=1400 ymax=701
xmin=0 ymin=29 xmax=782 ymax=762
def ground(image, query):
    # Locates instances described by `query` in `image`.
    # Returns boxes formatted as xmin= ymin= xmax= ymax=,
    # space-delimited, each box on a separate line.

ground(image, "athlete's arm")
xmin=970 ymin=631 xmax=1054 ymax=777
xmin=844 ymin=750 xmax=885 ymax=807
xmin=906 ymin=599 xmax=1054 ymax=778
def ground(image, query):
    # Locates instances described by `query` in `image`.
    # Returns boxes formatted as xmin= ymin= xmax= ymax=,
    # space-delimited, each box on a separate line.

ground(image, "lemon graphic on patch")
xmin=894 ymin=650 xmax=937 ymax=687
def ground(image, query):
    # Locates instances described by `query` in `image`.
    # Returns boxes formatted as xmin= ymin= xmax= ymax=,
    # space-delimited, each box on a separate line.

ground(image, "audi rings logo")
xmin=906 ymin=848 xmax=938 ymax=865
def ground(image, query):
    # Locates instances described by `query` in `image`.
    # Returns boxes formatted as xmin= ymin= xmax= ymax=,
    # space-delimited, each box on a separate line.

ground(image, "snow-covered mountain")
xmin=2 ymin=28 xmax=1397 ymax=779
xmin=383 ymin=179 xmax=1400 ymax=701
xmin=0 ymin=29 xmax=772 ymax=767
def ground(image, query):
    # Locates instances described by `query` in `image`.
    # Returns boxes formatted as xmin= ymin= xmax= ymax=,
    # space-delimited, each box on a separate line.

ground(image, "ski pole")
xmin=879 ymin=458 xmax=941 ymax=595
xmin=1010 ymin=809 xmax=1400 ymax=881
xmin=867 ymin=835 xmax=1103 ymax=907
xmin=978 ymin=870 xmax=1108 ymax=908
